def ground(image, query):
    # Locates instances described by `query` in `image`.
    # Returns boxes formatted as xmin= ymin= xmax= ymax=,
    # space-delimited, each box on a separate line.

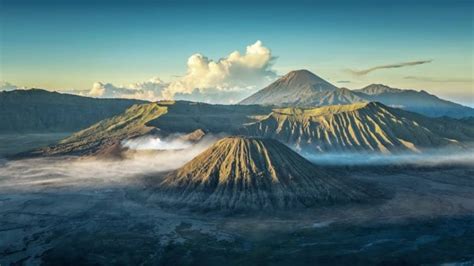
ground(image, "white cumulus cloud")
xmin=88 ymin=77 xmax=167 ymax=101
xmin=163 ymin=40 xmax=276 ymax=100
xmin=86 ymin=41 xmax=277 ymax=103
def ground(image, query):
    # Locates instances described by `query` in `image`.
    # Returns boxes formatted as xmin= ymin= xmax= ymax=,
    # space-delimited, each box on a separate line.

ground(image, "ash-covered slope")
xmin=158 ymin=136 xmax=376 ymax=211
xmin=241 ymin=102 xmax=474 ymax=154
xmin=239 ymin=70 xmax=364 ymax=107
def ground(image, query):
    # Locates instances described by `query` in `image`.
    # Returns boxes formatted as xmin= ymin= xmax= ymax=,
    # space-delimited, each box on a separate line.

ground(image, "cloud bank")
xmin=347 ymin=60 xmax=432 ymax=76
xmin=0 ymin=81 xmax=21 ymax=91
xmin=304 ymin=148 xmax=474 ymax=166
xmin=86 ymin=41 xmax=276 ymax=103
xmin=162 ymin=40 xmax=276 ymax=100
xmin=88 ymin=77 xmax=167 ymax=101
xmin=122 ymin=135 xmax=193 ymax=151
xmin=2 ymin=41 xmax=276 ymax=103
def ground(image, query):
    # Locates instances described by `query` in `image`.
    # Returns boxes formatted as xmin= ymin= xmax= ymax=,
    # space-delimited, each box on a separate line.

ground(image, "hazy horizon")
xmin=1 ymin=0 xmax=473 ymax=106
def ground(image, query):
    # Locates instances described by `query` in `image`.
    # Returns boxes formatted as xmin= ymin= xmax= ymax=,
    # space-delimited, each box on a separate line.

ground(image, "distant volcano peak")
xmin=239 ymin=70 xmax=363 ymax=107
xmin=274 ymin=69 xmax=336 ymax=91
xmin=284 ymin=69 xmax=323 ymax=80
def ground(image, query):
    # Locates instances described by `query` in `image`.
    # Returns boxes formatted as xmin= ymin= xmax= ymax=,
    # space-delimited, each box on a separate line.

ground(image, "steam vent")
xmin=158 ymin=136 xmax=377 ymax=211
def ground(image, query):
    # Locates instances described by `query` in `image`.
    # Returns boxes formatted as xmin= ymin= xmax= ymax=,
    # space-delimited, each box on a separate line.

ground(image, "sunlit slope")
xmin=158 ymin=136 xmax=377 ymax=210
xmin=239 ymin=69 xmax=365 ymax=107
xmin=31 ymin=101 xmax=271 ymax=156
xmin=32 ymin=103 xmax=168 ymax=156
xmin=29 ymin=100 xmax=473 ymax=157
xmin=241 ymin=102 xmax=474 ymax=153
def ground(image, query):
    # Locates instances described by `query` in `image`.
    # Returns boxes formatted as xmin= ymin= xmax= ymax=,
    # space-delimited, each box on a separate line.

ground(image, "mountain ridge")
xmin=0 ymin=88 xmax=145 ymax=133
xmin=241 ymin=101 xmax=474 ymax=154
xmin=26 ymin=100 xmax=474 ymax=157
xmin=353 ymin=84 xmax=403 ymax=95
xmin=26 ymin=101 xmax=272 ymax=157
xmin=353 ymin=84 xmax=474 ymax=118
xmin=239 ymin=70 xmax=474 ymax=118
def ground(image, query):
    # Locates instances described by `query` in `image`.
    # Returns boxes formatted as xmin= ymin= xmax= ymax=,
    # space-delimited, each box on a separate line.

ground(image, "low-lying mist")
xmin=1 ymin=133 xmax=472 ymax=192
xmin=304 ymin=148 xmax=474 ymax=166
xmin=121 ymin=135 xmax=194 ymax=150
xmin=0 ymin=135 xmax=219 ymax=190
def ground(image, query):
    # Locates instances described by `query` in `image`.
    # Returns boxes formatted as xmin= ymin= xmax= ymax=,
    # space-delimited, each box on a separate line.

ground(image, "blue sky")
xmin=0 ymin=0 xmax=473 ymax=104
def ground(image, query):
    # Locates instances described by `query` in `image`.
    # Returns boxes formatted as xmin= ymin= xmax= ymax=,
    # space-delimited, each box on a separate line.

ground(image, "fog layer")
xmin=0 ymin=135 xmax=218 ymax=190
xmin=121 ymin=135 xmax=194 ymax=150
xmin=304 ymin=148 xmax=474 ymax=166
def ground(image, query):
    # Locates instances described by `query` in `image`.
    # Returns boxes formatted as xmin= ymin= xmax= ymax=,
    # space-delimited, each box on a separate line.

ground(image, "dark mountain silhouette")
xmin=353 ymin=84 xmax=474 ymax=118
xmin=0 ymin=89 xmax=145 ymax=133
